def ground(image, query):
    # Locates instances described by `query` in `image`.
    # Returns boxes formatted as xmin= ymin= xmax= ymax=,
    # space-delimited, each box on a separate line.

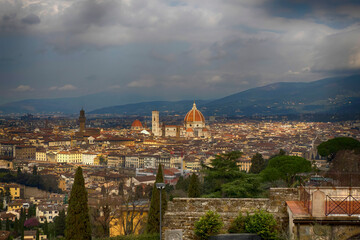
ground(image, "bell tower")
xmin=79 ymin=108 xmax=86 ymax=134
xmin=152 ymin=111 xmax=160 ymax=136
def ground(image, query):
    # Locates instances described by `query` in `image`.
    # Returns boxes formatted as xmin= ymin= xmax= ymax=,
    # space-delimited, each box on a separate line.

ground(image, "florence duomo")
xmin=151 ymin=102 xmax=210 ymax=138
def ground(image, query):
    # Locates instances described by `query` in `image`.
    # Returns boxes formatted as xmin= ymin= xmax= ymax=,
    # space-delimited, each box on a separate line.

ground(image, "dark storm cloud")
xmin=263 ymin=0 xmax=360 ymax=28
xmin=63 ymin=0 xmax=120 ymax=29
xmin=21 ymin=14 xmax=41 ymax=25
xmin=1 ymin=13 xmax=21 ymax=32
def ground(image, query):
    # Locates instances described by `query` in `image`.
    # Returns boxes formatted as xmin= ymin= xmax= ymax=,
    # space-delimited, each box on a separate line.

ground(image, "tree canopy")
xmin=317 ymin=137 xmax=360 ymax=161
xmin=202 ymin=151 xmax=243 ymax=196
xmin=221 ymin=173 xmax=263 ymax=198
xmin=261 ymin=155 xmax=312 ymax=186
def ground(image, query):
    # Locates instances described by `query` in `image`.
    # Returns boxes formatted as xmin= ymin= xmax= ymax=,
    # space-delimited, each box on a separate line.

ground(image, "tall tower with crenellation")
xmin=152 ymin=111 xmax=161 ymax=136
xmin=79 ymin=108 xmax=86 ymax=134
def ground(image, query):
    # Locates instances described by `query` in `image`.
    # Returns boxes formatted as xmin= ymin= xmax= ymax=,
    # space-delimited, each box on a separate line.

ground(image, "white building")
xmin=82 ymin=152 xmax=97 ymax=165
xmin=35 ymin=150 xmax=47 ymax=161
xmin=36 ymin=204 xmax=66 ymax=223
xmin=56 ymin=151 xmax=82 ymax=164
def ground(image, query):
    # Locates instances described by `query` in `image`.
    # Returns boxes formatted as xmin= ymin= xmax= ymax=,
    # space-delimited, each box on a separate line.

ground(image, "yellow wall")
xmin=109 ymin=210 xmax=148 ymax=236
xmin=8 ymin=203 xmax=22 ymax=211
xmin=0 ymin=185 xmax=20 ymax=200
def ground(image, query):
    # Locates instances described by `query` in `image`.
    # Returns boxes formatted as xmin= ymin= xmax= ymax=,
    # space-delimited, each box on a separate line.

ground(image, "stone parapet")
xmin=163 ymin=188 xmax=299 ymax=240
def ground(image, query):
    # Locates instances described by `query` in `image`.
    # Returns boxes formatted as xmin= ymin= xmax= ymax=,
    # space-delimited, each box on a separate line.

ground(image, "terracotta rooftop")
xmin=286 ymin=201 xmax=310 ymax=216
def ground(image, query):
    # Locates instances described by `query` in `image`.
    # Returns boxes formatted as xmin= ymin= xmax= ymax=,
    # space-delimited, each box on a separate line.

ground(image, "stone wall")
xmin=163 ymin=188 xmax=299 ymax=240
xmin=296 ymin=223 xmax=360 ymax=240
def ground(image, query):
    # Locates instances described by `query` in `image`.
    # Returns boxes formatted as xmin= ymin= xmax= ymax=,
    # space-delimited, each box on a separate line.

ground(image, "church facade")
xmin=152 ymin=102 xmax=210 ymax=138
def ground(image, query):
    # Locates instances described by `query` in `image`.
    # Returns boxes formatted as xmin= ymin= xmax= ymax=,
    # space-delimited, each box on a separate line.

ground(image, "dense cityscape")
xmin=0 ymin=104 xmax=360 ymax=239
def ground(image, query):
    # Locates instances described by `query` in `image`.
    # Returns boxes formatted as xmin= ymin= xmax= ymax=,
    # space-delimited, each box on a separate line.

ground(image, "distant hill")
xmin=89 ymin=100 xmax=211 ymax=115
xmin=1 ymin=75 xmax=359 ymax=117
xmin=0 ymin=92 xmax=166 ymax=114
xmin=201 ymin=75 xmax=360 ymax=116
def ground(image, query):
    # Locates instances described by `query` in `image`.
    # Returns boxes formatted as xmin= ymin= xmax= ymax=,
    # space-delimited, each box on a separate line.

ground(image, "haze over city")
xmin=1 ymin=0 xmax=360 ymax=107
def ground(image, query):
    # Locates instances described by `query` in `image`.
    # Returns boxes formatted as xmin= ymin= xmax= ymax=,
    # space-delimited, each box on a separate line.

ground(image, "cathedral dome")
xmin=184 ymin=102 xmax=205 ymax=123
xmin=131 ymin=119 xmax=143 ymax=129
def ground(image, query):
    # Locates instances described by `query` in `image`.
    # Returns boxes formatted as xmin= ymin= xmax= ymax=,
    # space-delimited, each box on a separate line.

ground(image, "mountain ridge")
xmin=1 ymin=75 xmax=359 ymax=117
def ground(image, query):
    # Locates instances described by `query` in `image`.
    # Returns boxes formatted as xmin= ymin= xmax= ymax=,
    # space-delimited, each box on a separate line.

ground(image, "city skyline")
xmin=1 ymin=0 xmax=360 ymax=105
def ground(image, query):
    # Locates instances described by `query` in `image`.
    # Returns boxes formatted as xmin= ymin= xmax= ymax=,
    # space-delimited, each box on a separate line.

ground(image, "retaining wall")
xmin=163 ymin=188 xmax=299 ymax=240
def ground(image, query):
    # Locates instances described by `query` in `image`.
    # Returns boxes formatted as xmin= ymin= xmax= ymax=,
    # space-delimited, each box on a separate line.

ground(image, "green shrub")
xmin=244 ymin=210 xmax=278 ymax=239
xmin=194 ymin=210 xmax=223 ymax=240
xmin=228 ymin=213 xmax=246 ymax=233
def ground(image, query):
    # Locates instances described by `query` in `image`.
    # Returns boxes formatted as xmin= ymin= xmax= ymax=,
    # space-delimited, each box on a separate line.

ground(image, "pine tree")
xmin=65 ymin=167 xmax=91 ymax=240
xmin=146 ymin=164 xmax=167 ymax=233
xmin=249 ymin=153 xmax=265 ymax=174
xmin=188 ymin=173 xmax=201 ymax=197
xmin=203 ymin=151 xmax=243 ymax=196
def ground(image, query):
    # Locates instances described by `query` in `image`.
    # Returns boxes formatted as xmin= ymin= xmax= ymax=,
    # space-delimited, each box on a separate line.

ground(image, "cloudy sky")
xmin=1 ymin=0 xmax=360 ymax=105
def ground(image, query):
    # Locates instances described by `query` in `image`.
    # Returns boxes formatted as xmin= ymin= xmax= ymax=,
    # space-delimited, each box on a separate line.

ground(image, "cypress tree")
xmin=65 ymin=167 xmax=91 ymax=240
xmin=0 ymin=219 xmax=2 ymax=230
xmin=175 ymin=175 xmax=184 ymax=190
xmin=55 ymin=209 xmax=66 ymax=236
xmin=32 ymin=165 xmax=38 ymax=175
xmin=146 ymin=164 xmax=167 ymax=233
xmin=14 ymin=218 xmax=18 ymax=235
xmin=43 ymin=219 xmax=49 ymax=237
xmin=5 ymin=218 xmax=9 ymax=231
xmin=249 ymin=153 xmax=265 ymax=174
xmin=188 ymin=173 xmax=201 ymax=197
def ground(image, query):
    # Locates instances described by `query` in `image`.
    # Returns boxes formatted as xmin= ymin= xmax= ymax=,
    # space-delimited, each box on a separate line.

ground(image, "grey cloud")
xmin=21 ymin=14 xmax=41 ymax=25
xmin=149 ymin=52 xmax=176 ymax=62
xmin=312 ymin=29 xmax=360 ymax=74
xmin=262 ymin=0 xmax=360 ymax=29
xmin=62 ymin=0 xmax=120 ymax=30
xmin=0 ymin=0 xmax=358 ymax=104
xmin=1 ymin=13 xmax=21 ymax=32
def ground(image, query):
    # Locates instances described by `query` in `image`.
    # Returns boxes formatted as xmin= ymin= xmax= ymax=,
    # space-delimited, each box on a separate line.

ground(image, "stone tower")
xmin=152 ymin=111 xmax=161 ymax=136
xmin=79 ymin=108 xmax=86 ymax=134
